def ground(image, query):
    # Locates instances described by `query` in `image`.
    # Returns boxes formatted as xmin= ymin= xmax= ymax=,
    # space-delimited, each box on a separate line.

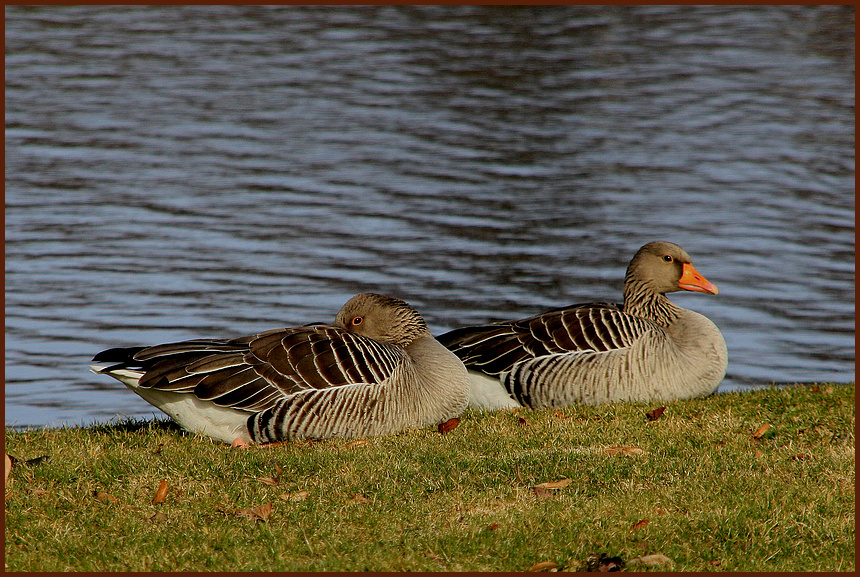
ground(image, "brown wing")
xmin=115 ymin=325 xmax=407 ymax=412
xmin=437 ymin=303 xmax=653 ymax=376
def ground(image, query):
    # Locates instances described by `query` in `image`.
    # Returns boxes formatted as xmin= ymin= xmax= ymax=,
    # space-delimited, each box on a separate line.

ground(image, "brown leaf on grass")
xmin=630 ymin=519 xmax=650 ymax=531
xmin=604 ymin=446 xmax=647 ymax=456
xmin=258 ymin=477 xmax=278 ymax=486
xmin=152 ymin=479 xmax=168 ymax=504
xmin=529 ymin=560 xmax=559 ymax=572
xmin=752 ymin=423 xmax=771 ymax=439
xmin=534 ymin=478 xmax=572 ymax=490
xmin=531 ymin=486 xmax=557 ymax=498
xmin=149 ymin=511 xmax=168 ymax=522
xmin=754 ymin=449 xmax=764 ymax=458
xmin=646 ymin=407 xmax=666 ymax=421
xmin=341 ymin=439 xmax=369 ymax=449
xmin=487 ymin=522 xmax=500 ymax=530
xmin=517 ymin=415 xmax=529 ymax=425
xmin=790 ymin=453 xmax=812 ymax=461
xmin=279 ymin=490 xmax=309 ymax=502
xmin=31 ymin=488 xmax=52 ymax=497
xmin=585 ymin=553 xmax=624 ymax=572
xmin=93 ymin=490 xmax=118 ymax=504
xmin=629 ymin=553 xmax=673 ymax=567
xmin=235 ymin=502 xmax=272 ymax=521
xmin=553 ymin=410 xmax=569 ymax=419
xmin=349 ymin=493 xmax=370 ymax=505
xmin=438 ymin=417 xmax=460 ymax=434
xmin=8 ymin=455 xmax=51 ymax=467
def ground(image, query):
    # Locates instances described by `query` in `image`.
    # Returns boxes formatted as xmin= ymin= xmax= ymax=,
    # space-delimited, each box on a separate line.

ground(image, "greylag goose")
xmin=437 ymin=242 xmax=728 ymax=410
xmin=90 ymin=293 xmax=470 ymax=444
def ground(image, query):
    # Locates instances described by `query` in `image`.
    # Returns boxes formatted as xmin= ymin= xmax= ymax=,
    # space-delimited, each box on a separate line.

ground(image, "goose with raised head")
xmin=437 ymin=242 xmax=728 ymax=410
xmin=90 ymin=293 xmax=471 ymax=444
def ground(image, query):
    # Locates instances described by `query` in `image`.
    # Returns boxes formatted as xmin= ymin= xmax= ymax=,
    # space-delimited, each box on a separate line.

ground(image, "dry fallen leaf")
xmin=93 ymin=490 xmax=118 ymax=504
xmin=152 ymin=479 xmax=168 ymax=504
xmin=553 ymin=410 xmax=569 ymax=419
xmin=532 ymin=486 xmax=553 ymax=498
xmin=534 ymin=478 xmax=572 ymax=490
xmin=349 ymin=493 xmax=370 ymax=505
xmin=752 ymin=423 xmax=771 ymax=439
xmin=149 ymin=511 xmax=168 ymax=522
xmin=279 ymin=490 xmax=309 ymax=502
xmin=517 ymin=415 xmax=529 ymax=425
xmin=629 ymin=553 xmax=673 ymax=566
xmin=646 ymin=407 xmax=666 ymax=421
xmin=31 ymin=488 xmax=51 ymax=497
xmin=235 ymin=502 xmax=272 ymax=521
xmin=487 ymin=522 xmax=500 ymax=530
xmin=790 ymin=453 xmax=812 ymax=462
xmin=9 ymin=455 xmax=51 ymax=467
xmin=604 ymin=446 xmax=647 ymax=456
xmin=438 ymin=417 xmax=460 ymax=434
xmin=341 ymin=439 xmax=369 ymax=449
xmin=585 ymin=553 xmax=624 ymax=572
xmin=630 ymin=519 xmax=650 ymax=531
xmin=529 ymin=560 xmax=559 ymax=572
xmin=258 ymin=477 xmax=279 ymax=486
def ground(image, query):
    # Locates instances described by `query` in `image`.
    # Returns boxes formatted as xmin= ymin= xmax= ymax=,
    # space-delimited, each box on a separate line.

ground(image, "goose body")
xmin=90 ymin=293 xmax=471 ymax=444
xmin=437 ymin=242 xmax=728 ymax=410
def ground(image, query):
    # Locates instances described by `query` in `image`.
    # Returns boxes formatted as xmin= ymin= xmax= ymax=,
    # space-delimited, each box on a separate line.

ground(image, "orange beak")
xmin=678 ymin=262 xmax=719 ymax=295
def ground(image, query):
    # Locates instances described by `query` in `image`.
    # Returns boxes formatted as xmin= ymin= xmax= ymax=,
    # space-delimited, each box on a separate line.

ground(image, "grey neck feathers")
xmin=623 ymin=277 xmax=683 ymax=327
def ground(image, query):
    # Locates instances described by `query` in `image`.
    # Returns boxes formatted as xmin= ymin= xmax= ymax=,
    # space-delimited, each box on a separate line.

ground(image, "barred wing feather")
xmin=120 ymin=325 xmax=407 ymax=413
xmin=440 ymin=303 xmax=655 ymax=376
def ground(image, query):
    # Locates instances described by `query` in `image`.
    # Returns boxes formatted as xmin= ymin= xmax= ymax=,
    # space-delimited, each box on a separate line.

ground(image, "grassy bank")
xmin=4 ymin=383 xmax=854 ymax=572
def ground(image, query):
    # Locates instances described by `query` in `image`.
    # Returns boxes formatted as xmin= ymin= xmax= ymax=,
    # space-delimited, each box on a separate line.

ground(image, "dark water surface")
xmin=5 ymin=5 xmax=855 ymax=428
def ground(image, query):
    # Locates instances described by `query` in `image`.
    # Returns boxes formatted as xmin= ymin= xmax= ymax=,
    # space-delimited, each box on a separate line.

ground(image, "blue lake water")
xmin=5 ymin=5 xmax=855 ymax=429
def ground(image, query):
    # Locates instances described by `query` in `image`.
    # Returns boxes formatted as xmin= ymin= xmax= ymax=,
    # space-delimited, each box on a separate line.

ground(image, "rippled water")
xmin=5 ymin=5 xmax=855 ymax=428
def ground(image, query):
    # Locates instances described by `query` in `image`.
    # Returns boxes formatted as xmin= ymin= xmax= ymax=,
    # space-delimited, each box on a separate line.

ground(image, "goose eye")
xmin=663 ymin=255 xmax=673 ymax=262
xmin=351 ymin=316 xmax=363 ymax=326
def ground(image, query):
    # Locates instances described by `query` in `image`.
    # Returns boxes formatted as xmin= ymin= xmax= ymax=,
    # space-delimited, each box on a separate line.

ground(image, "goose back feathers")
xmin=438 ymin=242 xmax=728 ymax=409
xmin=91 ymin=293 xmax=470 ymax=444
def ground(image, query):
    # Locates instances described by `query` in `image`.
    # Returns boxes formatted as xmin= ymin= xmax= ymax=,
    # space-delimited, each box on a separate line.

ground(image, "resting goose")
xmin=437 ymin=241 xmax=728 ymax=410
xmin=90 ymin=293 xmax=470 ymax=444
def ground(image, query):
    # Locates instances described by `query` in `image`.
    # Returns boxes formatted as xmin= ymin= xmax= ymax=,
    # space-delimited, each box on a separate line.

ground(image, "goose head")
xmin=625 ymin=241 xmax=719 ymax=296
xmin=335 ymin=293 xmax=429 ymax=347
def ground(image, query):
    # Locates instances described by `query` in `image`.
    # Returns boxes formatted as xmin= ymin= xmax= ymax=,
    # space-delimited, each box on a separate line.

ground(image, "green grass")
xmin=4 ymin=383 xmax=854 ymax=571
